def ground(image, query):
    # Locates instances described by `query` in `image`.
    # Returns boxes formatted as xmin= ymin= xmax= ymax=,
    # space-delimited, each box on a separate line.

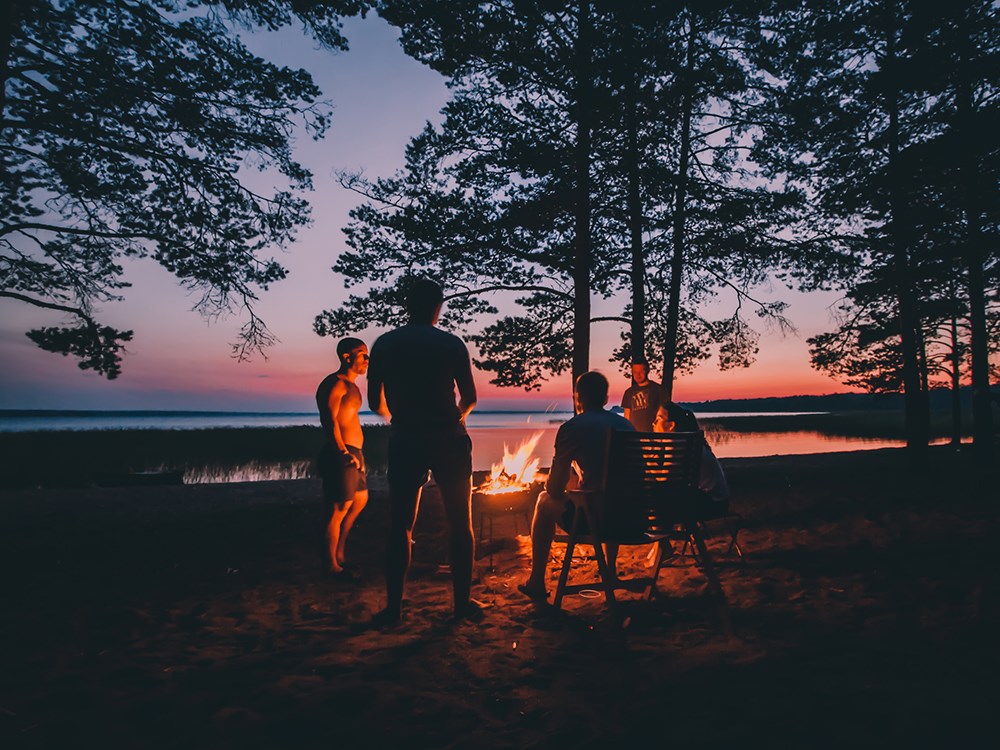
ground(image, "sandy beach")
xmin=1 ymin=446 xmax=998 ymax=748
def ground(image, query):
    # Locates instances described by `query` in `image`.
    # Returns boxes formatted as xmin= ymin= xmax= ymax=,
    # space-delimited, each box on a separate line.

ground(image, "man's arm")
xmin=545 ymin=425 xmax=574 ymax=499
xmin=327 ymin=380 xmax=360 ymax=468
xmin=367 ymin=376 xmax=390 ymax=421
xmin=455 ymin=343 xmax=477 ymax=421
xmin=366 ymin=352 xmax=391 ymax=421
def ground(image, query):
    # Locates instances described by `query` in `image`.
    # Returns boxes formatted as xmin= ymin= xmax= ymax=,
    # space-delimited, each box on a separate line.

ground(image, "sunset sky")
xmin=0 ymin=15 xmax=857 ymax=413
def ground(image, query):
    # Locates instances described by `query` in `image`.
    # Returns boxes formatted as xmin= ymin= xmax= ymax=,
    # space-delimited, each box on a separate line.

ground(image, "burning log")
xmin=475 ymin=432 xmax=543 ymax=496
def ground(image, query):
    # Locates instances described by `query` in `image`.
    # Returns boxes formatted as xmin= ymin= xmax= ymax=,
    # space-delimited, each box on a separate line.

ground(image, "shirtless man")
xmin=315 ymin=337 xmax=370 ymax=578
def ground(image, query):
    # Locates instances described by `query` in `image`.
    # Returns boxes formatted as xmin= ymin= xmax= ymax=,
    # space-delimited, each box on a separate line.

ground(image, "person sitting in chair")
xmin=654 ymin=401 xmax=730 ymax=511
xmin=518 ymin=371 xmax=634 ymax=602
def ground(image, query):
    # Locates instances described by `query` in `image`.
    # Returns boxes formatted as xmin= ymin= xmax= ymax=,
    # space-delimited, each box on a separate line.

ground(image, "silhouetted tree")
xmin=320 ymin=1 xmax=794 ymax=398
xmin=317 ymin=0 xmax=619 ymax=389
xmin=763 ymin=0 xmax=998 ymax=464
xmin=1 ymin=0 xmax=369 ymax=377
xmin=913 ymin=1 xmax=999 ymax=459
xmin=758 ymin=0 xmax=941 ymax=462
xmin=601 ymin=2 xmax=794 ymax=396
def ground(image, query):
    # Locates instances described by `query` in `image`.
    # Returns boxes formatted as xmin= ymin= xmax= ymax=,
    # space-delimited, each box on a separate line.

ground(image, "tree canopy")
xmin=1 ymin=0 xmax=368 ymax=377
xmin=316 ymin=0 xmax=795 ymax=393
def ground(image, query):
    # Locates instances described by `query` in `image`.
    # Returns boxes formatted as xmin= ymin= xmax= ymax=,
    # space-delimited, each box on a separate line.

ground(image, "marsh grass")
xmin=0 ymin=424 xmax=390 ymax=489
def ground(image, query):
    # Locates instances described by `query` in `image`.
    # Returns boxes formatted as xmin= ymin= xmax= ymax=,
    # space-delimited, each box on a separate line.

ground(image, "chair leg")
xmin=553 ymin=512 xmax=581 ymax=610
xmin=690 ymin=528 xmax=733 ymax=637
xmin=686 ymin=530 xmax=702 ymax=565
xmin=724 ymin=515 xmax=746 ymax=565
xmin=645 ymin=541 xmax=668 ymax=600
xmin=580 ymin=504 xmax=620 ymax=623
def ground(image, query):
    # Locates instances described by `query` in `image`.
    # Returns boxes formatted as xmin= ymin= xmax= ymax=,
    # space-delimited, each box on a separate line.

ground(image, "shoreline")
xmin=0 ymin=412 xmax=984 ymax=490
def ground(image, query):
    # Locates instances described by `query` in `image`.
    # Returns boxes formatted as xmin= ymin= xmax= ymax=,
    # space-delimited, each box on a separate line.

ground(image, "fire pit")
xmin=472 ymin=432 xmax=547 ymax=569
xmin=472 ymin=476 xmax=545 ymax=515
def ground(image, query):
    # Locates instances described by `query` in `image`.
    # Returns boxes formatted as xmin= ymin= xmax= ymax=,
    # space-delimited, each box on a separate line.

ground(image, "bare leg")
xmin=439 ymin=476 xmax=474 ymax=612
xmin=336 ymin=489 xmax=368 ymax=566
xmin=385 ymin=484 xmax=421 ymax=617
xmin=326 ymin=503 xmax=351 ymax=573
xmin=524 ymin=491 xmax=562 ymax=593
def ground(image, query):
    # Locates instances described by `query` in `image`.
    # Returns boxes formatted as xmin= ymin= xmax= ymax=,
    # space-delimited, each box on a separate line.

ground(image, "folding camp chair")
xmin=552 ymin=430 xmax=732 ymax=633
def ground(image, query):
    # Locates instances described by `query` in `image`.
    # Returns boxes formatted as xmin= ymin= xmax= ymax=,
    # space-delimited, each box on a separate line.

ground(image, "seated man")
xmin=518 ymin=371 xmax=635 ymax=601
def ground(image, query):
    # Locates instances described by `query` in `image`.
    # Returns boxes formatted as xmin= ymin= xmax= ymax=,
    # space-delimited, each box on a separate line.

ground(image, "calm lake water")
xmin=0 ymin=409 xmax=823 ymax=433
xmin=2 ymin=409 xmax=928 ymax=484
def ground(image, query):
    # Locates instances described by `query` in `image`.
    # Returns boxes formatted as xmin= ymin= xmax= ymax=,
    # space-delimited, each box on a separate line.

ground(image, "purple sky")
xmin=0 ymin=15 xmax=851 ymax=412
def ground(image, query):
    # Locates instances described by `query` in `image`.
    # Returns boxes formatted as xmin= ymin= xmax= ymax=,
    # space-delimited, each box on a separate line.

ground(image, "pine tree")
xmin=1 ymin=0 xmax=369 ymax=377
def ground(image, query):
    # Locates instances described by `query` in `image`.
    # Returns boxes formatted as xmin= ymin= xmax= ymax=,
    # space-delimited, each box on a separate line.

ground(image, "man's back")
xmin=547 ymin=409 xmax=635 ymax=494
xmin=368 ymin=323 xmax=473 ymax=431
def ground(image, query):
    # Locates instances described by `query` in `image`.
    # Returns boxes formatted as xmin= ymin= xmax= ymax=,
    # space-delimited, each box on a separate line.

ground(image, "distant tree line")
xmin=315 ymin=0 xmax=997 ymax=465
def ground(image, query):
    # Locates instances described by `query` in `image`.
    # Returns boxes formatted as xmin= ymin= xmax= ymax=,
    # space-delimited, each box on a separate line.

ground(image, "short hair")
xmin=574 ymin=371 xmax=609 ymax=408
xmin=405 ymin=278 xmax=444 ymax=322
xmin=663 ymin=401 xmax=699 ymax=432
xmin=631 ymin=356 xmax=648 ymax=367
xmin=337 ymin=337 xmax=365 ymax=361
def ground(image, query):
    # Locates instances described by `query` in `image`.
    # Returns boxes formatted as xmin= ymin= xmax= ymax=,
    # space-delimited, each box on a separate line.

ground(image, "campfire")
xmin=475 ymin=432 xmax=544 ymax=496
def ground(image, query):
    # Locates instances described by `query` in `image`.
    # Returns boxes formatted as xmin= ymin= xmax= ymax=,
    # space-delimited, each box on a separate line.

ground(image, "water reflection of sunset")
xmin=465 ymin=426 xmax=935 ymax=471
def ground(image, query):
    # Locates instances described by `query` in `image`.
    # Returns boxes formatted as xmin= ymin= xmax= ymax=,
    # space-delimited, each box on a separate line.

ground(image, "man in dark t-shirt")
xmin=620 ymin=358 xmax=668 ymax=432
xmin=367 ymin=278 xmax=479 ymax=626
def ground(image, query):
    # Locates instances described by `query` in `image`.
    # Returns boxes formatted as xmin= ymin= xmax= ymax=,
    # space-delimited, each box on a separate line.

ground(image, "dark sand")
xmin=1 ymin=446 xmax=998 ymax=748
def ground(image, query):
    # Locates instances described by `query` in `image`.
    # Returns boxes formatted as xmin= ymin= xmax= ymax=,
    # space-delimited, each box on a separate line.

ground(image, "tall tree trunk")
xmin=955 ymin=25 xmax=994 ymax=463
xmin=571 ymin=0 xmax=592 ymax=389
xmin=624 ymin=19 xmax=645 ymax=367
xmin=950 ymin=311 xmax=962 ymax=447
xmin=918 ymin=327 xmax=929 ymax=396
xmin=884 ymin=4 xmax=929 ymax=465
xmin=662 ymin=13 xmax=695 ymax=401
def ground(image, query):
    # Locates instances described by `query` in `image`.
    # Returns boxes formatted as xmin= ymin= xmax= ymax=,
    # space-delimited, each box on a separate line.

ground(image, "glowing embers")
xmin=475 ymin=431 xmax=544 ymax=496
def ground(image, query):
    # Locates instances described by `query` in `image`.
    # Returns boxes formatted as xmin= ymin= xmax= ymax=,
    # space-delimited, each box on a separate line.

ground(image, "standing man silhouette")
xmin=367 ymin=278 xmax=479 ymax=625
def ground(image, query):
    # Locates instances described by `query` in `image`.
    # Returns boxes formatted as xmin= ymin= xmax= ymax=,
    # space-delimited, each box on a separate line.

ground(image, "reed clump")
xmin=0 ymin=425 xmax=390 ymax=489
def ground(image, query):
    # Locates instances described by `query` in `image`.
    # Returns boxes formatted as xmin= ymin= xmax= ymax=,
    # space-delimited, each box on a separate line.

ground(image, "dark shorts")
xmin=387 ymin=429 xmax=472 ymax=493
xmin=318 ymin=444 xmax=366 ymax=512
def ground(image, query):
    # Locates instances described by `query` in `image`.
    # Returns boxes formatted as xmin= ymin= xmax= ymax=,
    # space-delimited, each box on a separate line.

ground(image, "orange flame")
xmin=478 ymin=432 xmax=543 ymax=495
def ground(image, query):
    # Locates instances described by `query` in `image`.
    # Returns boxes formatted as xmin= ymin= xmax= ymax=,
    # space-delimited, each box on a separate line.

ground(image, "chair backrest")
xmin=600 ymin=430 xmax=704 ymax=537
